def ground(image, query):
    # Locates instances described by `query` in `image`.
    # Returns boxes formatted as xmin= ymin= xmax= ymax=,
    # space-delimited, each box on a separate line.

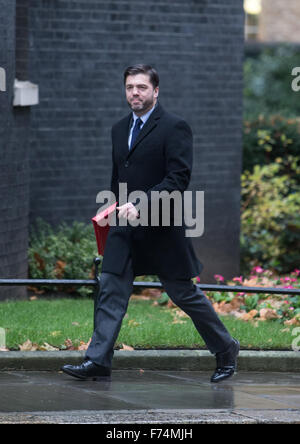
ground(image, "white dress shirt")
xmin=128 ymin=104 xmax=156 ymax=148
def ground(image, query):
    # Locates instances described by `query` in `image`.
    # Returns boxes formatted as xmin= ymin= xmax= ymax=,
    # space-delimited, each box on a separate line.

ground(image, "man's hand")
xmin=117 ymin=202 xmax=139 ymax=221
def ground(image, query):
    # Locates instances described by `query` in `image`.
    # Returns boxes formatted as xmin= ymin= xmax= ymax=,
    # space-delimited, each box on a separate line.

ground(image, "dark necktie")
xmin=129 ymin=117 xmax=143 ymax=150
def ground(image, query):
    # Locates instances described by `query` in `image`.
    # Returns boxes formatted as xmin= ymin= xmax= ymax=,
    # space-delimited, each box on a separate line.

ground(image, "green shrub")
xmin=240 ymin=161 xmax=300 ymax=274
xmin=241 ymin=115 xmax=300 ymax=274
xmin=243 ymin=115 xmax=300 ymax=179
xmin=28 ymin=218 xmax=99 ymax=296
xmin=244 ymin=44 xmax=300 ymax=118
xmin=28 ymin=218 xmax=159 ymax=295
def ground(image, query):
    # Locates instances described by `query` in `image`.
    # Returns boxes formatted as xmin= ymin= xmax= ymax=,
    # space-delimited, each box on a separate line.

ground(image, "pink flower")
xmin=233 ymin=276 xmax=243 ymax=283
xmin=196 ymin=276 xmax=201 ymax=283
xmin=283 ymin=285 xmax=294 ymax=289
xmin=252 ymin=266 xmax=264 ymax=274
xmin=214 ymin=274 xmax=224 ymax=282
xmin=280 ymin=277 xmax=292 ymax=283
xmin=292 ymin=269 xmax=300 ymax=276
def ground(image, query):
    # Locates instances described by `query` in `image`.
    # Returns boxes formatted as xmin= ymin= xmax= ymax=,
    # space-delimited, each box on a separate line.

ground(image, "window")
xmin=244 ymin=0 xmax=262 ymax=41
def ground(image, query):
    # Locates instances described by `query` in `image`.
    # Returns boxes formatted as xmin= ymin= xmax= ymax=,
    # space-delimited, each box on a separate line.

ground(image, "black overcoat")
xmin=101 ymin=103 xmax=203 ymax=279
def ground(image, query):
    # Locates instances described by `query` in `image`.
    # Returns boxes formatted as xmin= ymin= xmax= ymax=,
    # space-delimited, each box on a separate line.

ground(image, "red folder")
xmin=92 ymin=202 xmax=117 ymax=255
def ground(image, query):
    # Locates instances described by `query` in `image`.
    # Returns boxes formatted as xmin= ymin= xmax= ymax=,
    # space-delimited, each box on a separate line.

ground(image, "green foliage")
xmin=156 ymin=291 xmax=170 ymax=305
xmin=244 ymin=44 xmax=300 ymax=118
xmin=210 ymin=291 xmax=233 ymax=304
xmin=240 ymin=294 xmax=259 ymax=313
xmin=28 ymin=218 xmax=160 ymax=296
xmin=242 ymin=45 xmax=300 ymax=274
xmin=277 ymin=295 xmax=300 ymax=319
xmin=243 ymin=115 xmax=300 ymax=179
xmin=28 ymin=218 xmax=99 ymax=296
xmin=240 ymin=161 xmax=300 ymax=274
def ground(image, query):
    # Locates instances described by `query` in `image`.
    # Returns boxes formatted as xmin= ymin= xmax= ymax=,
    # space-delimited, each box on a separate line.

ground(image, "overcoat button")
xmin=125 ymin=161 xmax=129 ymax=167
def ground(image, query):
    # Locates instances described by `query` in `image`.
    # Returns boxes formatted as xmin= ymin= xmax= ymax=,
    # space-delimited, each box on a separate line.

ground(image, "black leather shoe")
xmin=61 ymin=360 xmax=111 ymax=381
xmin=210 ymin=339 xmax=240 ymax=383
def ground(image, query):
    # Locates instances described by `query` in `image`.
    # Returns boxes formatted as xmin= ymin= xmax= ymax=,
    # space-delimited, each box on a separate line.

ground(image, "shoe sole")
xmin=61 ymin=367 xmax=111 ymax=381
xmin=210 ymin=369 xmax=237 ymax=383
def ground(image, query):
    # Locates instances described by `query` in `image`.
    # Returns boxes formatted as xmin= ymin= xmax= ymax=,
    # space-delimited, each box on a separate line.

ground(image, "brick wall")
xmin=25 ymin=0 xmax=245 ymax=281
xmin=26 ymin=0 xmax=244 ymax=282
xmin=0 ymin=0 xmax=30 ymax=299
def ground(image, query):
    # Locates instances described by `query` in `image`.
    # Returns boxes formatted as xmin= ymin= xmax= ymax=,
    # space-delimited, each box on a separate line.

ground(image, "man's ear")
xmin=154 ymin=86 xmax=159 ymax=99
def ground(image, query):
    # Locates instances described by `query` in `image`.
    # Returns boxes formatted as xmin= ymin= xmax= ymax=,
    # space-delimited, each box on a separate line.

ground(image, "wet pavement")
xmin=0 ymin=370 xmax=300 ymax=423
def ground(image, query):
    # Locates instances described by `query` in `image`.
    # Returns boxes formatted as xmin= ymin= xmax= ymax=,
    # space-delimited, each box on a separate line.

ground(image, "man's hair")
xmin=123 ymin=64 xmax=159 ymax=89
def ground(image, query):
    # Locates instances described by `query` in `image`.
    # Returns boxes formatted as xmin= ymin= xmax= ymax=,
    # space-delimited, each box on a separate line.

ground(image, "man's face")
xmin=125 ymin=73 xmax=159 ymax=116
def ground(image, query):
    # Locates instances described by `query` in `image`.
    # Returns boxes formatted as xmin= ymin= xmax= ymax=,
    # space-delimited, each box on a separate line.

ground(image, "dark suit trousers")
xmin=85 ymin=257 xmax=233 ymax=368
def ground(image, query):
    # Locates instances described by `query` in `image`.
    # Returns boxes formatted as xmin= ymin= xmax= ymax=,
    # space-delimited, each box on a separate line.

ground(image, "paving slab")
xmin=0 ymin=370 xmax=299 ymax=424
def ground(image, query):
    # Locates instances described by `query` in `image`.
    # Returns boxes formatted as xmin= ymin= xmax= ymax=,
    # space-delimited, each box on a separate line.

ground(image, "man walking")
xmin=62 ymin=64 xmax=239 ymax=383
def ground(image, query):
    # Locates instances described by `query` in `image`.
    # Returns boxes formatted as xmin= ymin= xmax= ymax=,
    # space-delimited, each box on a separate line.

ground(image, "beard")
xmin=128 ymin=96 xmax=156 ymax=114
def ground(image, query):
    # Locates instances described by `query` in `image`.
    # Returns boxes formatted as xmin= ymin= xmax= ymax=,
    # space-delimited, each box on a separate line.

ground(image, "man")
xmin=62 ymin=64 xmax=239 ymax=383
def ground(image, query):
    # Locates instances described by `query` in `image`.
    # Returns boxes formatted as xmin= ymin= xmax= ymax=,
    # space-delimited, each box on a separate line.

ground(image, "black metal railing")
xmin=1 ymin=257 xmax=299 ymax=295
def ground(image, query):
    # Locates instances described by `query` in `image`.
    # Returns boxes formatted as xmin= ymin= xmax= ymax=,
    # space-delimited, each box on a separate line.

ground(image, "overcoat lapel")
xmin=116 ymin=113 xmax=132 ymax=157
xmin=126 ymin=103 xmax=163 ymax=159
